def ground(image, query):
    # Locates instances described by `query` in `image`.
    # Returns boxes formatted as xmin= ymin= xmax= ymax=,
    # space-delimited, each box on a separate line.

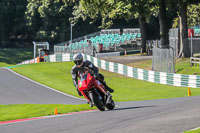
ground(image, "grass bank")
xmin=127 ymin=58 xmax=200 ymax=75
xmin=126 ymin=59 xmax=152 ymax=70
xmin=184 ymin=128 xmax=200 ymax=133
xmin=175 ymin=58 xmax=200 ymax=75
xmin=2 ymin=48 xmax=200 ymax=122
xmin=12 ymin=62 xmax=200 ymax=102
xmin=0 ymin=104 xmax=95 ymax=121
xmin=0 ymin=48 xmax=33 ymax=67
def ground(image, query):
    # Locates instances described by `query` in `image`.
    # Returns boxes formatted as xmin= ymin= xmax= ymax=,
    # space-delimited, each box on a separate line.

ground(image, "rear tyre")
xmin=90 ymin=92 xmax=105 ymax=111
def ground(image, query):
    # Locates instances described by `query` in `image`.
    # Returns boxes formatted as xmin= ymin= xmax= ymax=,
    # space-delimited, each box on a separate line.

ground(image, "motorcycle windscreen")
xmin=78 ymin=79 xmax=88 ymax=91
xmin=78 ymin=73 xmax=95 ymax=91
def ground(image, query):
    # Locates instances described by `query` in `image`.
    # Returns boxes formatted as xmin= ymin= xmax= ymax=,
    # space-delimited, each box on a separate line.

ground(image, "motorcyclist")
xmin=71 ymin=53 xmax=114 ymax=99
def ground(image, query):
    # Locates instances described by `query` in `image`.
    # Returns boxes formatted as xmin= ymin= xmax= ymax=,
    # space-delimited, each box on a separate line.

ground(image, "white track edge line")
xmin=3 ymin=67 xmax=86 ymax=101
xmin=0 ymin=110 xmax=98 ymax=126
xmin=188 ymin=127 xmax=200 ymax=131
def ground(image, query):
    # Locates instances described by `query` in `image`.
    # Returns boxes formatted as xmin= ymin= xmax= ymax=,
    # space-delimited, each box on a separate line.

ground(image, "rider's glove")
xmin=88 ymin=69 xmax=94 ymax=75
xmin=94 ymin=73 xmax=97 ymax=78
xmin=76 ymin=88 xmax=83 ymax=96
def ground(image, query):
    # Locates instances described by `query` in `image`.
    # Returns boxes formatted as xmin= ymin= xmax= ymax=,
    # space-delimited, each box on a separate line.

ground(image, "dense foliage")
xmin=0 ymin=0 xmax=27 ymax=47
xmin=0 ymin=0 xmax=199 ymax=53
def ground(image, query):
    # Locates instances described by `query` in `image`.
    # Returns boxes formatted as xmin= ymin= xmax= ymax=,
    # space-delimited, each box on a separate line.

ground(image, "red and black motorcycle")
xmin=78 ymin=70 xmax=115 ymax=111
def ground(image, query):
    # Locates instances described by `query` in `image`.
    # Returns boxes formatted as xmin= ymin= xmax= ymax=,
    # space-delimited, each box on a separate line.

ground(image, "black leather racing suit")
xmin=71 ymin=60 xmax=112 ymax=95
xmin=71 ymin=60 xmax=98 ymax=89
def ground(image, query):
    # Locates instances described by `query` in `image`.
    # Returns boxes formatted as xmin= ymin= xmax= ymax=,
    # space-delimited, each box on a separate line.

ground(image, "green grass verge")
xmin=184 ymin=128 xmax=200 ymax=133
xmin=127 ymin=58 xmax=200 ymax=75
xmin=2 ymin=48 xmax=200 ymax=122
xmin=11 ymin=62 xmax=200 ymax=102
xmin=0 ymin=62 xmax=14 ymax=67
xmin=0 ymin=104 xmax=96 ymax=121
xmin=175 ymin=58 xmax=200 ymax=75
xmin=12 ymin=62 xmax=79 ymax=97
xmin=0 ymin=48 xmax=33 ymax=67
xmin=126 ymin=60 xmax=152 ymax=70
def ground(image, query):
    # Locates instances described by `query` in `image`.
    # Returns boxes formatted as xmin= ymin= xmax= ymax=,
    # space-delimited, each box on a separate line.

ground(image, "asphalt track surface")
xmin=101 ymin=55 xmax=152 ymax=64
xmin=1 ymin=67 xmax=200 ymax=133
xmin=1 ymin=96 xmax=200 ymax=133
xmin=0 ymin=68 xmax=85 ymax=104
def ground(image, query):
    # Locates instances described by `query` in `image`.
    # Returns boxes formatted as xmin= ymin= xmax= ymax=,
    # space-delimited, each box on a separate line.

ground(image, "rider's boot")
xmin=87 ymin=101 xmax=93 ymax=107
xmin=105 ymin=91 xmax=112 ymax=104
xmin=102 ymin=81 xmax=114 ymax=93
xmin=106 ymin=86 xmax=114 ymax=93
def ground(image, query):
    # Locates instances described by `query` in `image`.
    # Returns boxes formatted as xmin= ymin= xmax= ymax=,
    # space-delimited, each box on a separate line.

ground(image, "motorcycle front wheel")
xmin=89 ymin=92 xmax=105 ymax=111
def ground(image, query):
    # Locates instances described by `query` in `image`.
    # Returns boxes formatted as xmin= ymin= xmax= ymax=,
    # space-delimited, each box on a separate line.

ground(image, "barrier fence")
xmin=19 ymin=53 xmax=200 ymax=88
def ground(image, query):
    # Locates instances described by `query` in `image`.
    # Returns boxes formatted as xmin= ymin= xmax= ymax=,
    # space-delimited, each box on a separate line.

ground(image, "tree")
xmin=176 ymin=0 xmax=200 ymax=58
xmin=158 ymin=0 xmax=169 ymax=46
xmin=68 ymin=0 xmax=180 ymax=52
xmin=69 ymin=0 xmax=155 ymax=53
xmin=177 ymin=0 xmax=190 ymax=58
xmin=173 ymin=0 xmax=199 ymax=58
xmin=25 ymin=0 xmax=42 ymax=39
xmin=131 ymin=0 xmax=150 ymax=53
xmin=0 ymin=0 xmax=10 ymax=47
xmin=25 ymin=0 xmax=73 ymax=42
xmin=0 ymin=0 xmax=27 ymax=47
xmin=150 ymin=0 xmax=178 ymax=47
xmin=187 ymin=3 xmax=200 ymax=28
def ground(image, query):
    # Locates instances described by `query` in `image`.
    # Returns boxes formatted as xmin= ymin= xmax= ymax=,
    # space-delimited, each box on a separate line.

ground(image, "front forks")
xmin=80 ymin=90 xmax=91 ymax=102
xmin=80 ymin=88 xmax=104 ymax=105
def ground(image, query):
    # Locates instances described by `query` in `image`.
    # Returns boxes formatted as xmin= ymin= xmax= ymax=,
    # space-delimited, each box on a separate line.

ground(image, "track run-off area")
xmin=1 ymin=67 xmax=200 ymax=133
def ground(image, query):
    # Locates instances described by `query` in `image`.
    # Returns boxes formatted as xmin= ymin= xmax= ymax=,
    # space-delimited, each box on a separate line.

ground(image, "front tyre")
xmin=89 ymin=92 xmax=105 ymax=111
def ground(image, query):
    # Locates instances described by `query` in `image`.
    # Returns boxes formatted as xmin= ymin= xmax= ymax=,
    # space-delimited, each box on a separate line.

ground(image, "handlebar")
xmin=85 ymin=67 xmax=95 ymax=76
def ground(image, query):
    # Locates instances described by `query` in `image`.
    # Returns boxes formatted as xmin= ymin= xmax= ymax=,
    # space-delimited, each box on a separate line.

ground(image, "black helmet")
xmin=73 ymin=53 xmax=83 ymax=66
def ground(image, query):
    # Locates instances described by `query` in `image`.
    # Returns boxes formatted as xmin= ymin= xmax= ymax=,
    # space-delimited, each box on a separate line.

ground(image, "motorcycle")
xmin=78 ymin=70 xmax=115 ymax=111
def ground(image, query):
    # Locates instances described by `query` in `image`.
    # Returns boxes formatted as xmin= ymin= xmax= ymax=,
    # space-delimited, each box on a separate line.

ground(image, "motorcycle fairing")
xmin=78 ymin=73 xmax=95 ymax=91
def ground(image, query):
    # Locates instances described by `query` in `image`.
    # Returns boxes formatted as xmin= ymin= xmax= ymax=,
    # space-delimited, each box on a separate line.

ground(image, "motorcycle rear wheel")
xmin=105 ymin=98 xmax=115 ymax=110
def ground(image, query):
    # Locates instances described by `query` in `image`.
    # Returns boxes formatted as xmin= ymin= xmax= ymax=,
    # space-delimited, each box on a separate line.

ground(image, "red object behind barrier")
xmin=98 ymin=44 xmax=103 ymax=52
xmin=188 ymin=29 xmax=194 ymax=37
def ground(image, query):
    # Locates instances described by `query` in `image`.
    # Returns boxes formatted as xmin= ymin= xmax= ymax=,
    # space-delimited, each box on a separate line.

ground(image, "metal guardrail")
xmin=190 ymin=57 xmax=200 ymax=67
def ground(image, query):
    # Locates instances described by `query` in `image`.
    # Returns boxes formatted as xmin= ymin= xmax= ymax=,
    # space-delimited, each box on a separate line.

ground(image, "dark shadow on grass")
xmin=106 ymin=105 xmax=156 ymax=111
xmin=175 ymin=68 xmax=184 ymax=73
xmin=0 ymin=48 xmax=33 ymax=64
